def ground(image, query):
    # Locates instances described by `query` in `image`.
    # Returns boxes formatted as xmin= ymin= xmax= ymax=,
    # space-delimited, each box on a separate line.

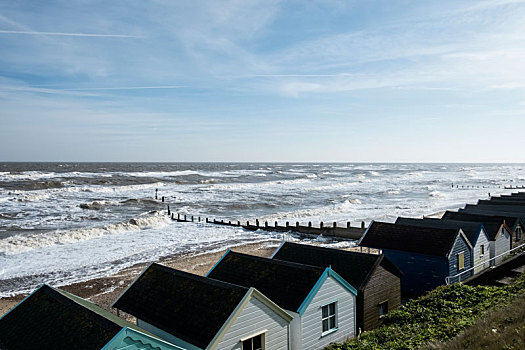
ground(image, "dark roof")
xmin=112 ymin=263 xmax=248 ymax=349
xmin=271 ymin=242 xmax=401 ymax=291
xmin=395 ymin=217 xmax=483 ymax=245
xmin=0 ymin=284 xmax=122 ymax=350
xmin=360 ymin=221 xmax=461 ymax=257
xmin=461 ymin=206 xmax=525 ymax=220
xmin=442 ymin=210 xmax=521 ymax=229
xmin=481 ymin=222 xmax=506 ymax=241
xmin=488 ymin=198 xmax=525 ymax=204
xmin=207 ymin=251 xmax=325 ymax=312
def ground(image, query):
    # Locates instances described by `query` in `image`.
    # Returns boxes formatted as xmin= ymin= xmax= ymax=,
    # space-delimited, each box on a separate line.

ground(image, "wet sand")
xmin=0 ymin=240 xmax=280 ymax=319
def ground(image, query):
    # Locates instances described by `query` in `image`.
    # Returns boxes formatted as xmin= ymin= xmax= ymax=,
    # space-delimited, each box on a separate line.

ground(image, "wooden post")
xmin=361 ymin=221 xmax=365 ymax=229
xmin=275 ymin=221 xmax=278 ymax=227
xmin=229 ymin=221 xmax=231 ymax=225
xmin=308 ymin=221 xmax=312 ymax=227
xmin=265 ymin=221 xmax=268 ymax=227
xmin=286 ymin=221 xmax=289 ymax=228
xmin=237 ymin=221 xmax=240 ymax=226
xmin=256 ymin=219 xmax=259 ymax=227
xmin=178 ymin=213 xmax=180 ymax=220
xmin=155 ymin=188 xmax=158 ymax=200
xmin=333 ymin=222 xmax=336 ymax=228
xmin=171 ymin=213 xmax=174 ymax=220
xmin=167 ymin=205 xmax=170 ymax=216
xmin=198 ymin=217 xmax=201 ymax=222
xmin=347 ymin=221 xmax=350 ymax=228
xmin=162 ymin=196 xmax=165 ymax=203
xmin=320 ymin=222 xmax=324 ymax=228
xmin=206 ymin=217 xmax=209 ymax=223
xmin=296 ymin=221 xmax=299 ymax=227
xmin=221 ymin=220 xmax=224 ymax=224
xmin=247 ymin=221 xmax=250 ymax=226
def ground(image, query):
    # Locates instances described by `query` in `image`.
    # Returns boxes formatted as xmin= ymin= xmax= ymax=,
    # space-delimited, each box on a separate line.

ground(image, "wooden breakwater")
xmin=166 ymin=209 xmax=365 ymax=240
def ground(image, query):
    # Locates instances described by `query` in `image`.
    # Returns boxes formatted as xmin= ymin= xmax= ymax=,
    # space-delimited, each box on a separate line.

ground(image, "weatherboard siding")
xmin=382 ymin=249 xmax=449 ymax=297
xmin=362 ymin=264 xmax=401 ymax=331
xmin=448 ymin=234 xmax=473 ymax=282
xmin=473 ymin=229 xmax=491 ymax=273
xmin=493 ymin=228 xmax=512 ymax=264
xmin=300 ymin=276 xmax=356 ymax=350
xmin=214 ymin=296 xmax=289 ymax=350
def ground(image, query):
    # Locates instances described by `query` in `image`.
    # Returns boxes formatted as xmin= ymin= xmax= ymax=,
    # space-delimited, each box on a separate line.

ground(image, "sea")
xmin=1 ymin=162 xmax=524 ymax=297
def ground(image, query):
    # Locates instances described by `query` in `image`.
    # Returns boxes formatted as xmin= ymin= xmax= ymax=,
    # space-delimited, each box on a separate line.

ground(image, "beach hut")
xmin=112 ymin=263 xmax=292 ymax=350
xmin=458 ymin=206 xmax=525 ymax=246
xmin=359 ymin=221 xmax=473 ymax=297
xmin=270 ymin=241 xmax=401 ymax=332
xmin=207 ymin=250 xmax=358 ymax=350
xmin=0 ymin=284 xmax=183 ymax=350
xmin=395 ymin=218 xmax=491 ymax=273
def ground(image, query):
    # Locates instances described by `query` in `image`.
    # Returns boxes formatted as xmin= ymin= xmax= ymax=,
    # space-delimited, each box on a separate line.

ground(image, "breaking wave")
xmin=0 ymin=211 xmax=170 ymax=255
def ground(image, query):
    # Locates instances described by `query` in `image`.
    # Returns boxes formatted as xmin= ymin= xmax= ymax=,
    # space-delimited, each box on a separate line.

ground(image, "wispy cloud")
xmin=0 ymin=30 xmax=140 ymax=38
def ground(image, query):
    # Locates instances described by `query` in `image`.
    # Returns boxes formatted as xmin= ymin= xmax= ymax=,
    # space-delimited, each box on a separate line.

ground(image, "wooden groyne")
xmin=166 ymin=208 xmax=365 ymax=240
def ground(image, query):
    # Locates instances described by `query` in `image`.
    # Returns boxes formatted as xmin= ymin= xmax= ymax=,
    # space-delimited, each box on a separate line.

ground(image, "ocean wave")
xmin=429 ymin=190 xmax=444 ymax=198
xmin=0 ymin=211 xmax=171 ymax=255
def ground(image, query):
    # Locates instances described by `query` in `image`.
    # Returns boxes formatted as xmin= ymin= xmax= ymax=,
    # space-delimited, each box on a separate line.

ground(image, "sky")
xmin=1 ymin=0 xmax=525 ymax=162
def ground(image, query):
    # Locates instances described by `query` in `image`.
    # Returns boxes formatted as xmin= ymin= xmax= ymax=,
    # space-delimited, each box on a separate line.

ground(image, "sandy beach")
xmin=0 ymin=240 xmax=280 ymax=319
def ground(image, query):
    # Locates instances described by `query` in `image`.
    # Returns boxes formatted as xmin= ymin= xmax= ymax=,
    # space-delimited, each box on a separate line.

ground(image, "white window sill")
xmin=321 ymin=328 xmax=338 ymax=338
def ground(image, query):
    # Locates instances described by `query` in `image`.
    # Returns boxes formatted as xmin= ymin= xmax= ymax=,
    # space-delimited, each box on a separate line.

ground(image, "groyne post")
xmin=361 ymin=221 xmax=365 ymax=229
xmin=347 ymin=222 xmax=350 ymax=228
xmin=155 ymin=188 xmax=158 ymax=200
xmin=308 ymin=221 xmax=312 ymax=227
xmin=320 ymin=222 xmax=324 ymax=229
xmin=275 ymin=221 xmax=278 ymax=227
xmin=178 ymin=213 xmax=180 ymax=220
xmin=296 ymin=221 xmax=299 ymax=227
xmin=167 ymin=205 xmax=170 ymax=216
xmin=162 ymin=196 xmax=165 ymax=203
xmin=333 ymin=222 xmax=336 ymax=228
xmin=286 ymin=222 xmax=289 ymax=228
xmin=265 ymin=221 xmax=268 ymax=227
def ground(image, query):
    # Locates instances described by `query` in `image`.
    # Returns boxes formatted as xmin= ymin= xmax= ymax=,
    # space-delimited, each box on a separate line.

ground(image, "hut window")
xmin=480 ymin=245 xmax=485 ymax=256
xmin=379 ymin=301 xmax=389 ymax=317
xmin=458 ymin=252 xmax=465 ymax=271
xmin=242 ymin=333 xmax=264 ymax=350
xmin=322 ymin=302 xmax=337 ymax=334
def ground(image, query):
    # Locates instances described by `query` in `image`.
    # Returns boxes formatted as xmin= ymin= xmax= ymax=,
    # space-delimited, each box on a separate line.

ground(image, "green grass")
xmin=326 ymin=273 xmax=525 ymax=350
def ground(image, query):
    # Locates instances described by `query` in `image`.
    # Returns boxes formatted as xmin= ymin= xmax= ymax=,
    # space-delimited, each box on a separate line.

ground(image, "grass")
xmin=422 ymin=292 xmax=525 ymax=349
xmin=326 ymin=272 xmax=525 ymax=350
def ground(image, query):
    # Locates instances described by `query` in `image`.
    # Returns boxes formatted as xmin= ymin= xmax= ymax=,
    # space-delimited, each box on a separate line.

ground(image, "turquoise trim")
xmin=102 ymin=327 xmax=187 ymax=350
xmin=205 ymin=248 xmax=230 ymax=277
xmin=296 ymin=267 xmax=358 ymax=316
xmin=328 ymin=269 xmax=358 ymax=296
xmin=0 ymin=284 xmax=45 ymax=321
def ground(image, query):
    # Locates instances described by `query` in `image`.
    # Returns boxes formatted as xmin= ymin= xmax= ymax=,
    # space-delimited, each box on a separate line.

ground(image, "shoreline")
xmin=0 ymin=240 xmax=281 ymax=319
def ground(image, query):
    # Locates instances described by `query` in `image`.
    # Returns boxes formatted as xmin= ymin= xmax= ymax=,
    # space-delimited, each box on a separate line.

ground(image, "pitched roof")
xmin=271 ymin=241 xmax=401 ymax=291
xmin=442 ymin=210 xmax=521 ymax=229
xmin=112 ymin=263 xmax=248 ymax=349
xmin=460 ymin=206 xmax=525 ymax=221
xmin=0 ymin=284 xmax=123 ymax=350
xmin=359 ymin=221 xmax=463 ymax=257
xmin=395 ymin=217 xmax=484 ymax=246
xmin=207 ymin=251 xmax=327 ymax=312
xmin=463 ymin=204 xmax=525 ymax=216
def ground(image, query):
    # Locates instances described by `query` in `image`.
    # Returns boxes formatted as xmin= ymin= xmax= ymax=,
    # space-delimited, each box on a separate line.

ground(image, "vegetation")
xmin=326 ymin=273 xmax=525 ymax=350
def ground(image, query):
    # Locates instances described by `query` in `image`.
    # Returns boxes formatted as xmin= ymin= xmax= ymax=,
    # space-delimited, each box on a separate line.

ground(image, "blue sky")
xmin=1 ymin=0 xmax=525 ymax=162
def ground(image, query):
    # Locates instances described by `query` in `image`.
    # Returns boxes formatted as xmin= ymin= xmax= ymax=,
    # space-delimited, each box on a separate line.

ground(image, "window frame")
xmin=378 ymin=301 xmax=389 ymax=318
xmin=241 ymin=332 xmax=265 ymax=350
xmin=457 ymin=251 xmax=465 ymax=271
xmin=321 ymin=301 xmax=338 ymax=336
